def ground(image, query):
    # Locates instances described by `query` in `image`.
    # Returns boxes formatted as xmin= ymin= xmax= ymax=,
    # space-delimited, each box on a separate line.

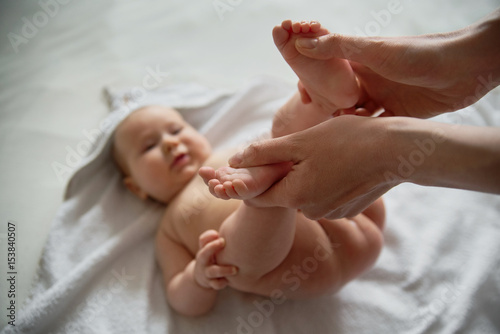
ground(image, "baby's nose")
xmin=161 ymin=136 xmax=179 ymax=154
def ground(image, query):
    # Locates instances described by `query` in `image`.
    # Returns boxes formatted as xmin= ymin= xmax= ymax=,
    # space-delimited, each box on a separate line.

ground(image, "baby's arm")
xmin=155 ymin=228 xmax=237 ymax=316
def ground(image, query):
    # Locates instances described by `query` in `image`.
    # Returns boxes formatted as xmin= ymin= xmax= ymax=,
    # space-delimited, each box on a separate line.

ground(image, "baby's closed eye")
xmin=169 ymin=125 xmax=183 ymax=135
xmin=141 ymin=137 xmax=159 ymax=153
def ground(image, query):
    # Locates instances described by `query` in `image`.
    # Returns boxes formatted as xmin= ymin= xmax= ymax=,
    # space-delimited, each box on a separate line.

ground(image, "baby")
xmin=112 ymin=20 xmax=385 ymax=317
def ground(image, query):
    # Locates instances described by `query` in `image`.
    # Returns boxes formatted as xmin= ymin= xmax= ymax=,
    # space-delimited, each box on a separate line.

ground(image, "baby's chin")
xmin=152 ymin=169 xmax=200 ymax=204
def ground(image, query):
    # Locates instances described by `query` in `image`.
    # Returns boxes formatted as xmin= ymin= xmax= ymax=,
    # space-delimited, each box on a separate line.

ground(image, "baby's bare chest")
xmin=165 ymin=149 xmax=241 ymax=253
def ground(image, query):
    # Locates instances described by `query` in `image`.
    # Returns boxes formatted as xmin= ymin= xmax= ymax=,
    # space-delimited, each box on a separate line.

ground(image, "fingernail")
xmin=220 ymin=238 xmax=226 ymax=246
xmin=228 ymin=152 xmax=242 ymax=166
xmin=232 ymin=267 xmax=238 ymax=275
xmin=296 ymin=38 xmax=318 ymax=49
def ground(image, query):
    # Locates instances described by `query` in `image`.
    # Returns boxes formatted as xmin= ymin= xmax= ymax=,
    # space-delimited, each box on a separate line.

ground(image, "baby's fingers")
xmin=208 ymin=278 xmax=229 ymax=290
xmin=198 ymin=229 xmax=219 ymax=249
xmin=196 ymin=238 xmax=226 ymax=265
xmin=205 ymin=264 xmax=238 ymax=279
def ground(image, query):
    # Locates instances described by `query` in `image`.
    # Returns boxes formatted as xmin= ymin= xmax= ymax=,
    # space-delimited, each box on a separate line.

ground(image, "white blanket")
xmin=2 ymin=77 xmax=500 ymax=334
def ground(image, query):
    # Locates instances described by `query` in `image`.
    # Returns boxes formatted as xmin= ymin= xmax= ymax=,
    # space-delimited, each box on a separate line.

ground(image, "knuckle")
xmin=244 ymin=142 xmax=260 ymax=161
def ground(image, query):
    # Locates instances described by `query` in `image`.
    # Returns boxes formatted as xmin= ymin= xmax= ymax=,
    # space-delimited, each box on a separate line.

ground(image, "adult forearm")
xmin=385 ymin=117 xmax=500 ymax=194
xmin=468 ymin=8 xmax=500 ymax=82
xmin=167 ymin=260 xmax=218 ymax=316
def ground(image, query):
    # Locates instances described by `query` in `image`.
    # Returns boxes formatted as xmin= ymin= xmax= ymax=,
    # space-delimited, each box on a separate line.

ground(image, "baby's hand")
xmin=194 ymin=230 xmax=238 ymax=290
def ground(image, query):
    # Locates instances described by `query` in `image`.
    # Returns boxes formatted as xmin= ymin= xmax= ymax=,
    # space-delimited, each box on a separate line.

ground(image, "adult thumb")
xmin=295 ymin=33 xmax=376 ymax=64
xmin=228 ymin=135 xmax=298 ymax=168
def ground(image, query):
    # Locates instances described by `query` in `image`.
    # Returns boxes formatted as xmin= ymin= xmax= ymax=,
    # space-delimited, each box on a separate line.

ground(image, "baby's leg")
xmin=273 ymin=20 xmax=360 ymax=114
xmin=198 ymin=93 xmax=333 ymax=199
xmin=201 ymin=21 xmax=362 ymax=198
xmin=215 ymin=202 xmax=298 ymax=282
xmin=199 ymin=91 xmax=333 ymax=200
xmin=228 ymin=198 xmax=385 ymax=298
xmin=272 ymin=90 xmax=334 ymax=138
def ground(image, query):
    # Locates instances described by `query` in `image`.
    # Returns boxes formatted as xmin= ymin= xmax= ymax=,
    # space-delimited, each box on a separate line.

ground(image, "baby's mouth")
xmin=171 ymin=153 xmax=190 ymax=169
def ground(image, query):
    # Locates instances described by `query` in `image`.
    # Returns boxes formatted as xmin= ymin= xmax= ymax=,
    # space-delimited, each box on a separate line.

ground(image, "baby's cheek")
xmin=200 ymin=141 xmax=212 ymax=160
xmin=140 ymin=165 xmax=164 ymax=190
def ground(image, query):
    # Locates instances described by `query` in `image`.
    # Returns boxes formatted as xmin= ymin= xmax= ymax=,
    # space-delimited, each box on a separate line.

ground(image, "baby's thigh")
xmin=241 ymin=214 xmax=343 ymax=299
xmin=242 ymin=212 xmax=383 ymax=300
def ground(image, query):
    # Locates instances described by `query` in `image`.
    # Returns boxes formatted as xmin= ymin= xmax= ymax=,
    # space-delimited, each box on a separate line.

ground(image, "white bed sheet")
xmin=1 ymin=0 xmax=499 ymax=331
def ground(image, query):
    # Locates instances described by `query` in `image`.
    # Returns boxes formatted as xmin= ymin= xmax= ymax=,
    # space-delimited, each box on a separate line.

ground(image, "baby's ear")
xmin=123 ymin=176 xmax=149 ymax=200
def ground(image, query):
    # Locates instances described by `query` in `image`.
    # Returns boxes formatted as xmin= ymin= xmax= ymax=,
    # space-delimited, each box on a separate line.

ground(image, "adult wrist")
xmin=472 ymin=9 xmax=500 ymax=80
xmin=378 ymin=117 xmax=442 ymax=187
xmin=363 ymin=117 xmax=407 ymax=188
xmin=381 ymin=116 xmax=500 ymax=193
xmin=451 ymin=9 xmax=500 ymax=92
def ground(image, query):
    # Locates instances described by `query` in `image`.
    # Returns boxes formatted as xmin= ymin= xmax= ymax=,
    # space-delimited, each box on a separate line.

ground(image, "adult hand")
xmin=229 ymin=115 xmax=500 ymax=220
xmin=230 ymin=115 xmax=396 ymax=220
xmin=295 ymin=9 xmax=500 ymax=118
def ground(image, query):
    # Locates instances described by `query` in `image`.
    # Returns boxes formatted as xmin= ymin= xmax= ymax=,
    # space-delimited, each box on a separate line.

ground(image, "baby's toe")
xmin=232 ymin=179 xmax=249 ymax=198
xmin=208 ymin=179 xmax=221 ymax=197
xmin=214 ymin=184 xmax=230 ymax=200
xmin=199 ymin=166 xmax=216 ymax=184
xmin=223 ymin=181 xmax=239 ymax=198
xmin=273 ymin=24 xmax=292 ymax=52
xmin=292 ymin=21 xmax=302 ymax=33
xmin=281 ymin=19 xmax=292 ymax=31
xmin=300 ymin=21 xmax=311 ymax=33
xmin=310 ymin=20 xmax=321 ymax=33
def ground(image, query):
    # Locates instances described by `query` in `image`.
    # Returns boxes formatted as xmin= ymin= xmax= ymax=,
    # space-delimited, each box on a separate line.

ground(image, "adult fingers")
xmin=228 ymin=135 xmax=300 ymax=168
xmin=243 ymin=175 xmax=297 ymax=209
xmin=318 ymin=186 xmax=390 ymax=220
xmin=295 ymin=33 xmax=386 ymax=67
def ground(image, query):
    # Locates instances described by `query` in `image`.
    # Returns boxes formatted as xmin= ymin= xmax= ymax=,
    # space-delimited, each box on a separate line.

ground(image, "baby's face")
xmin=113 ymin=105 xmax=211 ymax=203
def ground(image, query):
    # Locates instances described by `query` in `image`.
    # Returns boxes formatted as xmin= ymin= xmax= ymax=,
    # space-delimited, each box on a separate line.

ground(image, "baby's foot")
xmin=199 ymin=163 xmax=292 ymax=201
xmin=272 ymin=20 xmax=360 ymax=113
